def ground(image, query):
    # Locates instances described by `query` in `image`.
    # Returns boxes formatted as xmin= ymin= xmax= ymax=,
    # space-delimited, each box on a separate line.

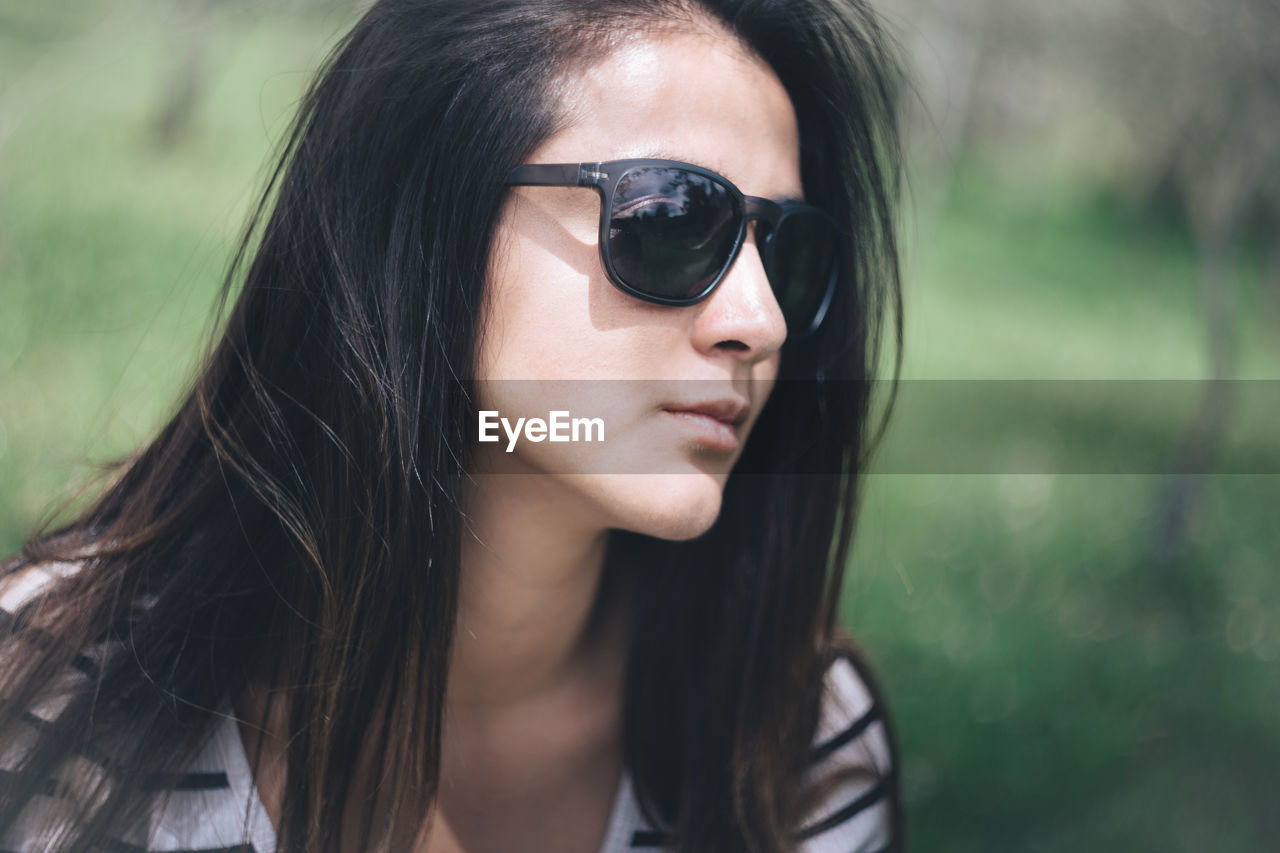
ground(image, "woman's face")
xmin=475 ymin=23 xmax=801 ymax=541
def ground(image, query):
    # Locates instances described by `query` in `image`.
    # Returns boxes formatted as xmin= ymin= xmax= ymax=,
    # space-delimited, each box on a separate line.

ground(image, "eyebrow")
xmin=631 ymin=149 xmax=806 ymax=204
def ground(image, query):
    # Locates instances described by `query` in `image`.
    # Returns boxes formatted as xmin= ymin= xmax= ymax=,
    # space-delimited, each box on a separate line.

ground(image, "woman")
xmin=0 ymin=0 xmax=904 ymax=851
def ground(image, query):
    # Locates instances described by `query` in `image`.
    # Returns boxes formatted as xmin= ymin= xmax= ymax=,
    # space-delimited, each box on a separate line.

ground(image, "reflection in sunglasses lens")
xmin=609 ymin=168 xmax=739 ymax=301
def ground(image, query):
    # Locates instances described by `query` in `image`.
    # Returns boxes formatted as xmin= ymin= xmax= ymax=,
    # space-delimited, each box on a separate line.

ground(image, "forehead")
xmin=536 ymin=26 xmax=804 ymax=201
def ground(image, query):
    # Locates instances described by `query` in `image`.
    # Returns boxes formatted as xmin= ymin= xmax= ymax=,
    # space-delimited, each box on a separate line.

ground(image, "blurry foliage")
xmin=885 ymin=0 xmax=1280 ymax=251
xmin=882 ymin=0 xmax=1279 ymax=643
xmin=863 ymin=3 xmax=1280 ymax=848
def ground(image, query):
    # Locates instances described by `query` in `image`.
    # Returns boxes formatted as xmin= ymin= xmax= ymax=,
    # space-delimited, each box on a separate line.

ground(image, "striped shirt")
xmin=0 ymin=563 xmax=896 ymax=852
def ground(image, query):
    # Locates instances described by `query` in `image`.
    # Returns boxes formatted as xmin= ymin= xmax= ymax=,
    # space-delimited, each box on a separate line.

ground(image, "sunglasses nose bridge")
xmin=737 ymin=196 xmax=781 ymax=269
xmin=741 ymin=196 xmax=782 ymax=230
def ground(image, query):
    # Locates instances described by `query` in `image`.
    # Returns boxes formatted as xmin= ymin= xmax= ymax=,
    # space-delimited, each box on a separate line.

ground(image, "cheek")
xmin=759 ymin=351 xmax=781 ymax=387
xmin=479 ymin=241 xmax=584 ymax=381
xmin=478 ymin=212 xmax=678 ymax=382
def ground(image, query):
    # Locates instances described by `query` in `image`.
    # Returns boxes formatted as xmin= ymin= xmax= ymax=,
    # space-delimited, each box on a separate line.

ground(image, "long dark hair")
xmin=0 ymin=1 xmax=904 ymax=851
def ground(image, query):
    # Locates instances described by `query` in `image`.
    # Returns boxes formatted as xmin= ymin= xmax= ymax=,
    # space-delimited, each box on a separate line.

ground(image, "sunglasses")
xmin=503 ymin=158 xmax=840 ymax=338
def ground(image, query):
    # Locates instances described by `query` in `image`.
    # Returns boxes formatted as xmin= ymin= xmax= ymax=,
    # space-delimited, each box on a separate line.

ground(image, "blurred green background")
xmin=1 ymin=1 xmax=1277 ymax=850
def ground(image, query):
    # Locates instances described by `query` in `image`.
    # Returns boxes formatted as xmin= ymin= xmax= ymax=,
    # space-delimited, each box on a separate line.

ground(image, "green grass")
xmin=849 ymin=153 xmax=1280 ymax=849
xmin=0 ymin=1 xmax=353 ymax=547
xmin=852 ymin=167 xmax=1279 ymax=848
xmin=898 ymin=160 xmax=1279 ymax=380
xmin=2 ymin=3 xmax=1278 ymax=850
xmin=848 ymin=474 xmax=1280 ymax=851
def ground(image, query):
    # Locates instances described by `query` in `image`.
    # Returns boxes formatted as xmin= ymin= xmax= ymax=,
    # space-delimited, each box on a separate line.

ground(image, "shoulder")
xmin=796 ymin=648 xmax=900 ymax=853
xmin=0 ymin=560 xmax=272 ymax=852
xmin=0 ymin=560 xmax=111 ymax=850
xmin=0 ymin=558 xmax=84 ymax=613
xmin=0 ymin=558 xmax=96 ymax=725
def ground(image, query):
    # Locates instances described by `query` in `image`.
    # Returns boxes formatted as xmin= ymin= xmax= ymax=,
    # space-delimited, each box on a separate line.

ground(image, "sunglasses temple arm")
xmin=504 ymin=163 xmax=602 ymax=187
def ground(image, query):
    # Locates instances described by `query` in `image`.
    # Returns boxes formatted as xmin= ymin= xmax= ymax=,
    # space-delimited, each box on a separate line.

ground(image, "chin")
xmin=572 ymin=471 xmax=728 ymax=541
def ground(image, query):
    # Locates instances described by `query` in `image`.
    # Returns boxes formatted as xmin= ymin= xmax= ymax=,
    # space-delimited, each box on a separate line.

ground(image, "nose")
xmin=689 ymin=222 xmax=788 ymax=361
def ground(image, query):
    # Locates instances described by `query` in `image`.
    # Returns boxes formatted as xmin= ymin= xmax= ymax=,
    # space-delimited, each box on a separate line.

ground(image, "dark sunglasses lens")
xmin=608 ymin=167 xmax=740 ymax=300
xmin=767 ymin=211 xmax=837 ymax=333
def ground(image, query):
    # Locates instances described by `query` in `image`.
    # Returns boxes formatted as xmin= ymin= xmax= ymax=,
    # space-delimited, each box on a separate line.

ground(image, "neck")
xmin=447 ymin=474 xmax=621 ymax=710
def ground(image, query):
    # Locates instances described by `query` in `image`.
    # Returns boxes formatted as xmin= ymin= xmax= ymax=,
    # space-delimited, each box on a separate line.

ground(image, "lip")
xmin=661 ymin=398 xmax=750 ymax=427
xmin=661 ymin=398 xmax=750 ymax=453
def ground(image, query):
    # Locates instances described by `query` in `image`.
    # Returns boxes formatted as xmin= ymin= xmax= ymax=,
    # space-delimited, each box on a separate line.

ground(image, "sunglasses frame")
xmin=503 ymin=158 xmax=840 ymax=338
